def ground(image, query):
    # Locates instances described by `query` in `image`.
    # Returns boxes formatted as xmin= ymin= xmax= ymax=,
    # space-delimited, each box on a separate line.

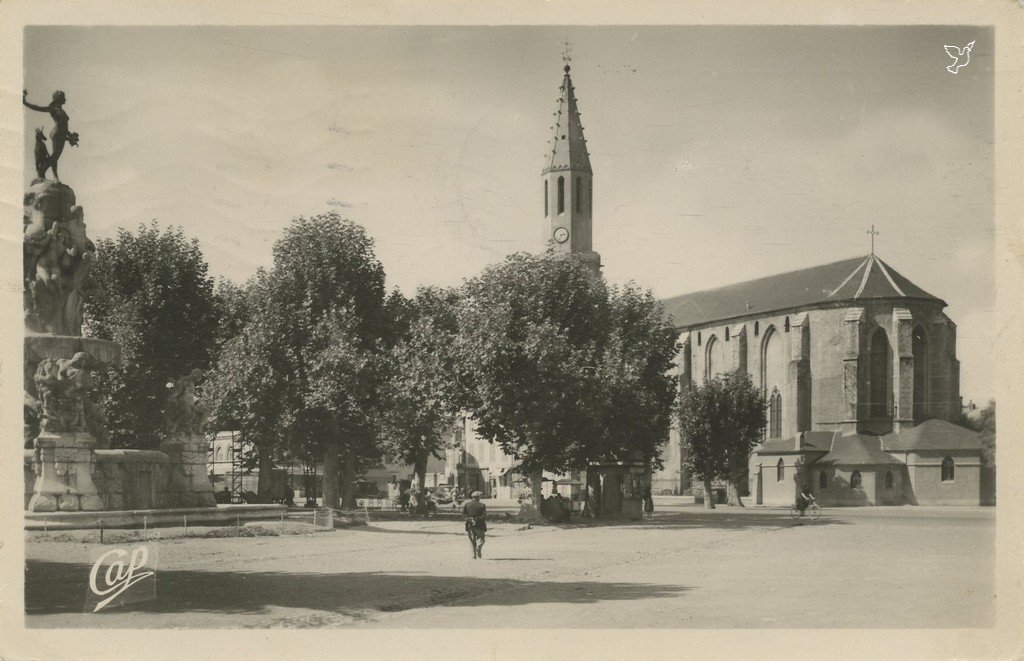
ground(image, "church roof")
xmin=757 ymin=431 xmax=835 ymax=454
xmin=882 ymin=418 xmax=981 ymax=452
xmin=543 ymin=64 xmax=592 ymax=175
xmin=662 ymin=254 xmax=945 ymax=329
xmin=815 ymin=434 xmax=904 ymax=466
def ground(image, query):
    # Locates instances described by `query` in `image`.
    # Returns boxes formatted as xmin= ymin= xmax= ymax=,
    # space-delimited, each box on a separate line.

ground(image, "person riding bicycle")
xmin=796 ymin=485 xmax=816 ymax=513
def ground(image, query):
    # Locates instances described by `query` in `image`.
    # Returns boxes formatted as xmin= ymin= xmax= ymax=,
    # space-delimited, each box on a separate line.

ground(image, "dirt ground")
xmin=23 ymin=503 xmax=995 ymax=629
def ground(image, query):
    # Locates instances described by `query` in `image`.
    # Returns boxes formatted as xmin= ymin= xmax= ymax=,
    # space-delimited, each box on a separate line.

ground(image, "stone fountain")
xmin=23 ymin=91 xmax=216 ymax=513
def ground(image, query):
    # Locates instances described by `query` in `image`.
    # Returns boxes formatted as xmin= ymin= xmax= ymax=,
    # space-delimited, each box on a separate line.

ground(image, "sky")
xmin=24 ymin=25 xmax=994 ymax=403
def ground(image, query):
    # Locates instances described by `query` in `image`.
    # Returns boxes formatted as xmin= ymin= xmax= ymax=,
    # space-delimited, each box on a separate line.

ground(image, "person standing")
xmin=642 ymin=486 xmax=654 ymax=520
xmin=462 ymin=490 xmax=487 ymax=559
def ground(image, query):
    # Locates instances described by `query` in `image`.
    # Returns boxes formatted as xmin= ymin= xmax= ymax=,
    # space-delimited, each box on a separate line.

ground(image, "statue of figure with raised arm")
xmin=23 ymin=89 xmax=79 ymax=182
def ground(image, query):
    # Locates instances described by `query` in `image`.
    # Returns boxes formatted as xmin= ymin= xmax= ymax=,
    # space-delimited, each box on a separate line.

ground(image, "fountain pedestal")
xmin=29 ymin=430 xmax=104 ymax=512
xmin=161 ymin=435 xmax=217 ymax=508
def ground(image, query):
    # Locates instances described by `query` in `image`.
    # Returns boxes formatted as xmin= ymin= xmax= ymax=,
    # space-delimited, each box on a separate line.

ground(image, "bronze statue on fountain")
xmin=23 ymin=85 xmax=217 ymax=513
xmin=23 ymin=89 xmax=79 ymax=183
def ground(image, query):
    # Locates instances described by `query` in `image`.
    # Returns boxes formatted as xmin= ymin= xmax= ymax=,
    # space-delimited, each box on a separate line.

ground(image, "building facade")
xmin=654 ymin=256 xmax=981 ymax=505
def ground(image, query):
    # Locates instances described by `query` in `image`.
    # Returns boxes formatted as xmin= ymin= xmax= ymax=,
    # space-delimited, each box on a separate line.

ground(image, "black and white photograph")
xmin=2 ymin=2 xmax=1022 ymax=659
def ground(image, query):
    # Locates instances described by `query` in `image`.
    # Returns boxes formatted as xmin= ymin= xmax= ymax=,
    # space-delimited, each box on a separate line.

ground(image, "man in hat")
xmin=462 ymin=490 xmax=487 ymax=559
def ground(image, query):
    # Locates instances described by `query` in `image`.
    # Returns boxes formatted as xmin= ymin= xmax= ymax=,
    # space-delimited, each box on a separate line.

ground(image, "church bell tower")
xmin=543 ymin=55 xmax=601 ymax=277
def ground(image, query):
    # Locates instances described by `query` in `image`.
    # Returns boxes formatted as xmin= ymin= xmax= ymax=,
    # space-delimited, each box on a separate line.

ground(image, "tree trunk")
xmin=726 ymin=476 xmax=745 ymax=507
xmin=702 ymin=478 xmax=716 ymax=510
xmin=411 ymin=452 xmax=429 ymax=514
xmin=340 ymin=451 xmax=357 ymax=509
xmin=322 ymin=444 xmax=340 ymax=509
xmin=726 ymin=465 xmax=745 ymax=507
xmin=256 ymin=447 xmax=275 ymax=503
xmin=516 ymin=469 xmax=545 ymax=522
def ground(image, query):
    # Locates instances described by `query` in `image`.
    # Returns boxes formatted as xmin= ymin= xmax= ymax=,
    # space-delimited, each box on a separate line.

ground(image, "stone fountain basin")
xmin=25 ymin=333 xmax=121 ymax=365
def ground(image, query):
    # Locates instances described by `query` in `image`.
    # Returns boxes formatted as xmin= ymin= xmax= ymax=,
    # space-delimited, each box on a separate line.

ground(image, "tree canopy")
xmin=205 ymin=212 xmax=393 ymax=507
xmin=456 ymin=251 xmax=679 ymax=499
xmin=678 ymin=372 xmax=767 ymax=508
xmin=84 ymin=222 xmax=219 ymax=449
xmin=379 ymin=287 xmax=463 ymax=502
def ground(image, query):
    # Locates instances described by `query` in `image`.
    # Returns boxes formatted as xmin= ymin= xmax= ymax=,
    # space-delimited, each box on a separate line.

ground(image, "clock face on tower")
xmin=553 ymin=227 xmax=569 ymax=243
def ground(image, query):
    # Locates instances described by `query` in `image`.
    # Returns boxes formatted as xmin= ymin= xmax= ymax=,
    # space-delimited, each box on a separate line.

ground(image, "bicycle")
xmin=789 ymin=501 xmax=821 ymax=520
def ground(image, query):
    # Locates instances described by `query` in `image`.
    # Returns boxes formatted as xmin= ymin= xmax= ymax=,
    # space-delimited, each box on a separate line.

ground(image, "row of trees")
xmin=83 ymin=213 xmax=685 ymax=513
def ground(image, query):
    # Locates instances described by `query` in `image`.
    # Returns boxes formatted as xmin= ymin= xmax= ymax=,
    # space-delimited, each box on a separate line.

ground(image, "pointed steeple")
xmin=541 ymin=54 xmax=600 ymax=278
xmin=543 ymin=63 xmax=592 ymax=176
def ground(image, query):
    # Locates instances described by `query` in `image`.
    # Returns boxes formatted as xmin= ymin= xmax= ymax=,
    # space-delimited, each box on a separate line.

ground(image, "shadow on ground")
xmin=25 ymin=560 xmax=688 ymax=622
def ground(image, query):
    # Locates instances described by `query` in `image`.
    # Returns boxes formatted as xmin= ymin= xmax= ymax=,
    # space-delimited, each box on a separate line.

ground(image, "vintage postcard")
xmin=1 ymin=1 xmax=1021 ymax=659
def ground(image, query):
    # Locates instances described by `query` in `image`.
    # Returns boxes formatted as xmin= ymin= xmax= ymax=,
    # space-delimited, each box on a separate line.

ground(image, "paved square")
xmin=25 ymin=504 xmax=995 ymax=629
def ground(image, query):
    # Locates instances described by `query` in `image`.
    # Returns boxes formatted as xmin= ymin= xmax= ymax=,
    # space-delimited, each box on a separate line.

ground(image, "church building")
xmin=447 ymin=55 xmax=984 ymax=507
xmin=653 ymin=252 xmax=983 ymax=506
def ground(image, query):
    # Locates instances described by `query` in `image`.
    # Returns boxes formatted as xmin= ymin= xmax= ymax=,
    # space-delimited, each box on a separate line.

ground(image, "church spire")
xmin=543 ymin=62 xmax=592 ymax=176
xmin=541 ymin=50 xmax=600 ymax=276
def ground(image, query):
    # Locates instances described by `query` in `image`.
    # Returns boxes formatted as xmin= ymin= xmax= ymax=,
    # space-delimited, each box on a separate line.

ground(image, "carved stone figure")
xmin=23 ymin=89 xmax=79 ymax=182
xmin=164 ymin=369 xmax=210 ymax=437
xmin=23 ymin=180 xmax=98 ymax=335
xmin=25 ymin=392 xmax=42 ymax=448
xmin=33 ymin=358 xmax=62 ymax=430
xmin=33 ymin=352 xmax=98 ymax=433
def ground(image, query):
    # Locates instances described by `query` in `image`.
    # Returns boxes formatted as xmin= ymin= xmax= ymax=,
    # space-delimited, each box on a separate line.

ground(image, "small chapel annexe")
xmin=653 ymin=254 xmax=976 ymax=506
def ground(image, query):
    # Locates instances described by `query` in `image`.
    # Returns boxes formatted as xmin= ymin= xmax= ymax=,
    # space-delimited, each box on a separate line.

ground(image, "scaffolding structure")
xmin=229 ymin=429 xmax=245 ymax=504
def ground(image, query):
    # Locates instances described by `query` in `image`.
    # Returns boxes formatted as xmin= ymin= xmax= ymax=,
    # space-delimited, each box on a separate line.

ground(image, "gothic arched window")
xmin=784 ymin=317 xmax=791 ymax=332
xmin=769 ymin=387 xmax=782 ymax=438
xmin=557 ymin=176 xmax=565 ymax=214
xmin=941 ymin=456 xmax=955 ymax=482
xmin=725 ymin=327 xmax=730 ymax=341
xmin=706 ymin=335 xmax=725 ymax=380
xmin=544 ymin=180 xmax=549 ymax=216
xmin=869 ymin=328 xmax=891 ymax=419
xmin=776 ymin=458 xmax=785 ymax=482
xmin=697 ymin=331 xmax=702 ymax=346
xmin=850 ymin=470 xmax=863 ymax=489
xmin=754 ymin=321 xmax=760 ymax=336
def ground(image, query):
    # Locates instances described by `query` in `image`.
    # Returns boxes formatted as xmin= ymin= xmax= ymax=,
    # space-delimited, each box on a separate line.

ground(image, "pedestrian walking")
xmin=462 ymin=490 xmax=487 ymax=559
xmin=643 ymin=486 xmax=654 ymax=520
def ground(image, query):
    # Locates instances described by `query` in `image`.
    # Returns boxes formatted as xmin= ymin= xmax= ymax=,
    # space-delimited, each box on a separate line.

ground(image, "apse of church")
xmin=664 ymin=255 xmax=961 ymax=442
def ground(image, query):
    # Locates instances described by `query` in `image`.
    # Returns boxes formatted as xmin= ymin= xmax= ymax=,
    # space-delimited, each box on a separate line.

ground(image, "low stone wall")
xmin=25 ymin=444 xmax=215 ymax=512
xmin=24 ymin=504 xmax=286 ymax=530
xmin=93 ymin=450 xmax=171 ymax=510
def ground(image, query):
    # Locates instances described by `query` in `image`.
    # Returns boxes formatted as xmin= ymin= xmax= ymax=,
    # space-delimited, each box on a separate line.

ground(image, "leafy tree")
xmin=678 ymin=372 xmax=767 ymax=509
xmin=204 ymin=271 xmax=290 ymax=500
xmin=456 ymin=251 xmax=678 ymax=519
xmin=84 ymin=222 xmax=218 ymax=449
xmin=211 ymin=276 xmax=253 ymax=355
xmin=265 ymin=212 xmax=390 ymax=508
xmin=949 ymin=400 xmax=995 ymax=505
xmin=595 ymin=284 xmax=680 ymax=476
xmin=302 ymin=311 xmax=388 ymax=508
xmin=457 ymin=251 xmax=610 ymax=510
xmin=975 ymin=400 xmax=995 ymax=505
xmin=380 ymin=287 xmax=463 ymax=510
